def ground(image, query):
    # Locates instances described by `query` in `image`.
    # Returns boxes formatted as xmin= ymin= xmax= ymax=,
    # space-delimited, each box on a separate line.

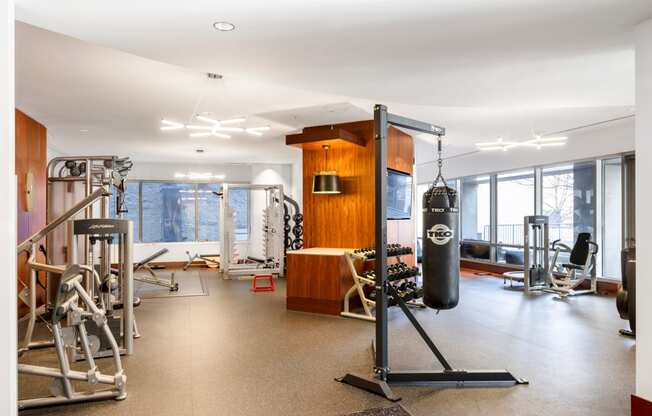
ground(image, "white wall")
xmin=130 ymin=161 xmax=252 ymax=182
xmin=416 ymin=118 xmax=634 ymax=183
xmin=636 ymin=18 xmax=652 ymax=403
xmin=0 ymin=1 xmax=16 ymax=414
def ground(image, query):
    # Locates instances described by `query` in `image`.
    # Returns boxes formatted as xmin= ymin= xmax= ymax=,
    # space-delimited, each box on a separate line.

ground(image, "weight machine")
xmin=502 ymin=216 xmax=599 ymax=299
xmin=219 ymin=184 xmax=285 ymax=278
xmin=337 ymin=104 xmax=526 ymax=401
xmin=67 ymin=218 xmax=135 ymax=358
xmin=46 ymin=156 xmax=132 ymax=303
xmin=17 ymin=216 xmax=133 ymax=409
xmin=18 ymin=155 xmax=134 ymax=353
xmin=548 ymin=233 xmax=599 ymax=298
xmin=18 ymin=264 xmax=127 ymax=410
xmin=503 ymin=216 xmax=551 ymax=292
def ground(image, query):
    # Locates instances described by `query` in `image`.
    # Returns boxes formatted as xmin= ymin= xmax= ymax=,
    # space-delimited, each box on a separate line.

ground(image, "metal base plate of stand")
xmin=619 ymin=328 xmax=635 ymax=337
xmin=336 ymin=374 xmax=401 ymax=402
xmin=337 ymin=370 xmax=527 ymax=401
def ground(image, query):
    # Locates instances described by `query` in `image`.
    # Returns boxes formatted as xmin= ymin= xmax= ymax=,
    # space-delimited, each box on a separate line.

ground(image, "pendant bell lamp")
xmin=312 ymin=144 xmax=341 ymax=194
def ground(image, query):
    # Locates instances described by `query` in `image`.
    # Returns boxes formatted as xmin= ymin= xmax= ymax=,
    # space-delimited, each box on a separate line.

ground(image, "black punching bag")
xmin=422 ymin=184 xmax=460 ymax=310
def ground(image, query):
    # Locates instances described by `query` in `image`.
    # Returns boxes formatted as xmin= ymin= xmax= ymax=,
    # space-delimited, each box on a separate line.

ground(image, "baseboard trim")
xmin=632 ymin=394 xmax=652 ymax=416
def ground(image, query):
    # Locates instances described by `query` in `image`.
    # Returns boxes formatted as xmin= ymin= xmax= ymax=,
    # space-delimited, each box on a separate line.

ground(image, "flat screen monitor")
xmin=387 ymin=169 xmax=412 ymax=220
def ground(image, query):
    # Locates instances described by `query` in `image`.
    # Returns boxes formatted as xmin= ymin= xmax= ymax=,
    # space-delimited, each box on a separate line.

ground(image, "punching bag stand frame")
xmin=336 ymin=104 xmax=528 ymax=401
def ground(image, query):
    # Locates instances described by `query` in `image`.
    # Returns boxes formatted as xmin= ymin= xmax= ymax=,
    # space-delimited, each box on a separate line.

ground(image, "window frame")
xmin=417 ymin=152 xmax=630 ymax=281
xmin=115 ymin=179 xmax=251 ymax=244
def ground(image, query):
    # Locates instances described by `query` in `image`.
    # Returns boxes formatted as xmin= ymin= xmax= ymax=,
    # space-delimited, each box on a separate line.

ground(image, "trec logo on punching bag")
xmin=427 ymin=224 xmax=454 ymax=246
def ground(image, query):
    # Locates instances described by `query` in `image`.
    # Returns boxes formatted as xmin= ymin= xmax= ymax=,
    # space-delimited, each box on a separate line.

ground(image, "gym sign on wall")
xmin=427 ymin=224 xmax=454 ymax=246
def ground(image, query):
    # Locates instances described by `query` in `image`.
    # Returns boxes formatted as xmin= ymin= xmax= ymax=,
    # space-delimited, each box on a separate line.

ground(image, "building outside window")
xmin=460 ymin=175 xmax=491 ymax=261
xmin=197 ymin=183 xmax=221 ymax=242
xmin=602 ymin=158 xmax=623 ymax=279
xmin=461 ymin=175 xmax=491 ymax=241
xmin=496 ymin=169 xmax=535 ymax=264
xmin=450 ymin=155 xmax=623 ymax=279
xmin=228 ymin=187 xmax=250 ymax=241
xmin=542 ymin=161 xmax=596 ymax=246
xmin=141 ymin=182 xmax=196 ymax=243
xmin=111 ymin=181 xmax=228 ymax=243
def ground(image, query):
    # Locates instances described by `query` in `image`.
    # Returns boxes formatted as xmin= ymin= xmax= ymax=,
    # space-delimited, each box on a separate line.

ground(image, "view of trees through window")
xmin=542 ymin=162 xmax=595 ymax=245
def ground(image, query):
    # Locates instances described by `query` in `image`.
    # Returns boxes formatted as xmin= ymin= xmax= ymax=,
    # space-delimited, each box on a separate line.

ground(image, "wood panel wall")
xmin=298 ymin=120 xmax=415 ymax=264
xmin=16 ymin=110 xmax=47 ymax=314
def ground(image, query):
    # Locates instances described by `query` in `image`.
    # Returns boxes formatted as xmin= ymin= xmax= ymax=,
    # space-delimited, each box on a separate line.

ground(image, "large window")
xmin=542 ymin=162 xmax=596 ymax=246
xmin=461 ymin=176 xmax=490 ymax=241
xmin=198 ymin=183 xmax=221 ymax=242
xmin=228 ymin=188 xmax=250 ymax=241
xmin=602 ymin=158 xmax=622 ymax=279
xmin=496 ymin=169 xmax=535 ymax=264
xmin=496 ymin=170 xmax=535 ymax=246
xmin=110 ymin=181 xmax=226 ymax=243
xmin=142 ymin=182 xmax=196 ymax=243
xmin=419 ymin=154 xmax=626 ymax=279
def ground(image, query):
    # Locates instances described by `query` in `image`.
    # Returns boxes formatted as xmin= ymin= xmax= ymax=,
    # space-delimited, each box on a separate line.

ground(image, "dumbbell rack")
xmin=341 ymin=245 xmax=423 ymax=322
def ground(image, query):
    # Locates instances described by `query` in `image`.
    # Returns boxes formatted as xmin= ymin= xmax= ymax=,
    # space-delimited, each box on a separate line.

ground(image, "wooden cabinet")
xmin=286 ymin=248 xmax=354 ymax=315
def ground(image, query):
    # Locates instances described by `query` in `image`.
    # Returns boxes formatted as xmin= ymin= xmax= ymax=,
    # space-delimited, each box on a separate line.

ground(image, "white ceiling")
xmin=14 ymin=0 xmax=651 ymax=164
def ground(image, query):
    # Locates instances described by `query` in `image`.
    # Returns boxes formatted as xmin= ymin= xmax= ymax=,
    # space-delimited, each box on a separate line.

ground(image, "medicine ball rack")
xmin=336 ymin=104 xmax=527 ymax=401
xmin=341 ymin=246 xmax=424 ymax=322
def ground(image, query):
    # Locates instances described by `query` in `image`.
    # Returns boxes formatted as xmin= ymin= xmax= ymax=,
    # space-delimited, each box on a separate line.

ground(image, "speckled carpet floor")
xmin=18 ymin=269 xmax=635 ymax=416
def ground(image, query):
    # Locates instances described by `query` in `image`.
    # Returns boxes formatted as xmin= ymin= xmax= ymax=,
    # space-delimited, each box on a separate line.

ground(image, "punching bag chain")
xmin=433 ymin=134 xmax=447 ymax=187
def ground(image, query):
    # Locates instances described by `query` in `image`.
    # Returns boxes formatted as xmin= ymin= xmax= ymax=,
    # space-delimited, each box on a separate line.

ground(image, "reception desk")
xmin=286 ymin=248 xmax=358 ymax=315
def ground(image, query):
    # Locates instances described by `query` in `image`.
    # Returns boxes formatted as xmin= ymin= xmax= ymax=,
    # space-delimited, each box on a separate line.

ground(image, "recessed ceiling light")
xmin=213 ymin=21 xmax=235 ymax=32
xmin=79 ymin=129 xmax=89 ymax=133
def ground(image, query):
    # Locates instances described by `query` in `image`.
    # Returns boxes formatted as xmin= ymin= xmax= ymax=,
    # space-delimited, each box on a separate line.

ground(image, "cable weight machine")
xmin=336 ymin=104 xmax=527 ymax=401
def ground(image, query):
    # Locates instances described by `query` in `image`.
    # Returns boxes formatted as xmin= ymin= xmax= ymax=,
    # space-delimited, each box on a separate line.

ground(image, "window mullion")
xmin=195 ymin=183 xmax=200 ymax=242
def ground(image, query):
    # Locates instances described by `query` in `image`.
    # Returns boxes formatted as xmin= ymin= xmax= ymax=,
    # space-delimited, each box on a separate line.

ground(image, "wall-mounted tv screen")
xmin=387 ymin=169 xmax=413 ymax=220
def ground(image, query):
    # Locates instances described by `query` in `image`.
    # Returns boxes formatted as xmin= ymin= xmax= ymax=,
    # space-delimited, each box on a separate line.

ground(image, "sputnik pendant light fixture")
xmin=475 ymin=134 xmax=567 ymax=152
xmin=160 ymin=114 xmax=271 ymax=139
xmin=312 ymin=144 xmax=341 ymax=194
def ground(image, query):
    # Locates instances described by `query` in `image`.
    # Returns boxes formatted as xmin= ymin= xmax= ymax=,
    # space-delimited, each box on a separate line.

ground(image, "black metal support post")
xmin=374 ymin=104 xmax=390 ymax=380
xmin=337 ymin=104 xmax=527 ymax=402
